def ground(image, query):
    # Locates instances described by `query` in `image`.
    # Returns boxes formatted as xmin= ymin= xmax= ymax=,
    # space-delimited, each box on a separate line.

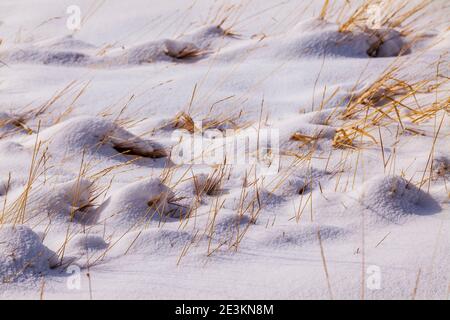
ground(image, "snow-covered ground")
xmin=0 ymin=0 xmax=449 ymax=299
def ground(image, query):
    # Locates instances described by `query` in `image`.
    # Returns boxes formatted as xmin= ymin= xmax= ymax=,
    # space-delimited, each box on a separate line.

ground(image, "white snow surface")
xmin=0 ymin=0 xmax=449 ymax=299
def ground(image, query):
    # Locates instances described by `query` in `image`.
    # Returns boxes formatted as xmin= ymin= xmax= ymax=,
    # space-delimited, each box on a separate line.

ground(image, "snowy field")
xmin=0 ymin=0 xmax=449 ymax=299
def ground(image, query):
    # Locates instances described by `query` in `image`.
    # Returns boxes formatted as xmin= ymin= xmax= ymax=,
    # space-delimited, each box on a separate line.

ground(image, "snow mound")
xmin=4 ymin=35 xmax=96 ymax=66
xmin=243 ymin=187 xmax=285 ymax=212
xmin=39 ymin=35 xmax=97 ymax=50
xmin=190 ymin=172 xmax=229 ymax=197
xmin=284 ymin=31 xmax=371 ymax=58
xmin=245 ymin=20 xmax=409 ymax=59
xmin=229 ymin=186 xmax=285 ymax=211
xmin=359 ymin=175 xmax=441 ymax=222
xmin=7 ymin=49 xmax=90 ymax=66
xmin=0 ymin=224 xmax=56 ymax=282
xmin=110 ymin=39 xmax=197 ymax=65
xmin=291 ymin=20 xmax=407 ymax=58
xmin=110 ymin=229 xmax=192 ymax=256
xmin=6 ymin=40 xmax=200 ymax=66
xmin=169 ymin=178 xmax=203 ymax=213
xmin=278 ymin=168 xmax=328 ymax=197
xmin=366 ymin=29 xmax=409 ymax=58
xmin=64 ymin=234 xmax=108 ymax=267
xmin=30 ymin=116 xmax=166 ymax=160
xmin=180 ymin=25 xmax=229 ymax=49
xmin=98 ymin=178 xmax=178 ymax=228
xmin=211 ymin=212 xmax=254 ymax=242
xmin=4 ymin=26 xmax=230 ymax=67
xmin=112 ymin=25 xmax=228 ymax=65
xmin=12 ymin=178 xmax=96 ymax=225
xmin=263 ymin=224 xmax=347 ymax=248
xmin=293 ymin=28 xmax=405 ymax=58
xmin=66 ymin=234 xmax=108 ymax=255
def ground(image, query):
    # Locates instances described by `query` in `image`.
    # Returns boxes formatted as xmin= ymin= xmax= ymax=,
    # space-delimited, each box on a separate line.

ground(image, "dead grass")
xmin=332 ymin=56 xmax=449 ymax=149
xmin=0 ymin=0 xmax=447 ymax=283
xmin=194 ymin=165 xmax=228 ymax=196
xmin=171 ymin=112 xmax=197 ymax=133
xmin=0 ymin=114 xmax=33 ymax=137
xmin=325 ymin=0 xmax=437 ymax=58
xmin=164 ymin=45 xmax=208 ymax=60
xmin=338 ymin=0 xmax=433 ymax=33
xmin=111 ymin=139 xmax=167 ymax=159
xmin=164 ymin=110 xmax=245 ymax=134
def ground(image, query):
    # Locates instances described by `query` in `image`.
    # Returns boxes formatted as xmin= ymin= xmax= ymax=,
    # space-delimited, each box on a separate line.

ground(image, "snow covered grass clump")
xmin=31 ymin=116 xmax=166 ymax=160
xmin=359 ymin=175 xmax=441 ymax=223
xmin=98 ymin=178 xmax=179 ymax=229
xmin=222 ymin=17 xmax=411 ymax=61
xmin=7 ymin=49 xmax=90 ymax=66
xmin=0 ymin=0 xmax=448 ymax=300
xmin=286 ymin=20 xmax=407 ymax=59
xmin=209 ymin=212 xmax=254 ymax=244
xmin=260 ymin=0 xmax=439 ymax=60
xmin=229 ymin=186 xmax=285 ymax=212
xmin=120 ymin=25 xmax=231 ymax=64
xmin=6 ymin=178 xmax=96 ymax=225
xmin=110 ymin=39 xmax=203 ymax=65
xmin=66 ymin=234 xmax=108 ymax=256
xmin=0 ymin=225 xmax=56 ymax=282
xmin=2 ymin=25 xmax=232 ymax=67
xmin=277 ymin=168 xmax=329 ymax=197
xmin=287 ymin=21 xmax=409 ymax=59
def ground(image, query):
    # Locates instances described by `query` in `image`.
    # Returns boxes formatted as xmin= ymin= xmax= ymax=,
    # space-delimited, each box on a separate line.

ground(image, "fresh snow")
xmin=0 ymin=0 xmax=449 ymax=299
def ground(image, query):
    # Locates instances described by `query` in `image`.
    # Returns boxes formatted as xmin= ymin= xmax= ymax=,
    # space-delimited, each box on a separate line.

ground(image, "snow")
xmin=358 ymin=175 xmax=442 ymax=223
xmin=9 ymin=177 xmax=96 ymax=225
xmin=64 ymin=233 xmax=109 ymax=268
xmin=0 ymin=224 xmax=56 ymax=283
xmin=0 ymin=0 xmax=449 ymax=300
xmin=97 ymin=178 xmax=178 ymax=229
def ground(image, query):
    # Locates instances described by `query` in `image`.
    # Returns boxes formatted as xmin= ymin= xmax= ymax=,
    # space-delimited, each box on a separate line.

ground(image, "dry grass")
xmin=0 ymin=0 xmax=448 ymax=287
xmin=332 ymin=56 xmax=449 ymax=149
xmin=338 ymin=0 xmax=432 ymax=33
xmin=111 ymin=139 xmax=167 ymax=159
xmin=290 ymin=132 xmax=317 ymax=144
xmin=323 ymin=0 xmax=437 ymax=58
xmin=0 ymin=114 xmax=33 ymax=137
xmin=164 ymin=110 xmax=245 ymax=134
xmin=171 ymin=112 xmax=197 ymax=133
xmin=164 ymin=45 xmax=208 ymax=60
xmin=194 ymin=165 xmax=228 ymax=196
xmin=207 ymin=2 xmax=243 ymax=38
xmin=4 ymin=124 xmax=47 ymax=225
xmin=319 ymin=0 xmax=330 ymax=21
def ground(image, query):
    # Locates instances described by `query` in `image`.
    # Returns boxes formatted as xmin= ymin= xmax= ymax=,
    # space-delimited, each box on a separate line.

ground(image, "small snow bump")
xmin=0 ymin=224 xmax=56 ymax=282
xmin=359 ymin=175 xmax=441 ymax=222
